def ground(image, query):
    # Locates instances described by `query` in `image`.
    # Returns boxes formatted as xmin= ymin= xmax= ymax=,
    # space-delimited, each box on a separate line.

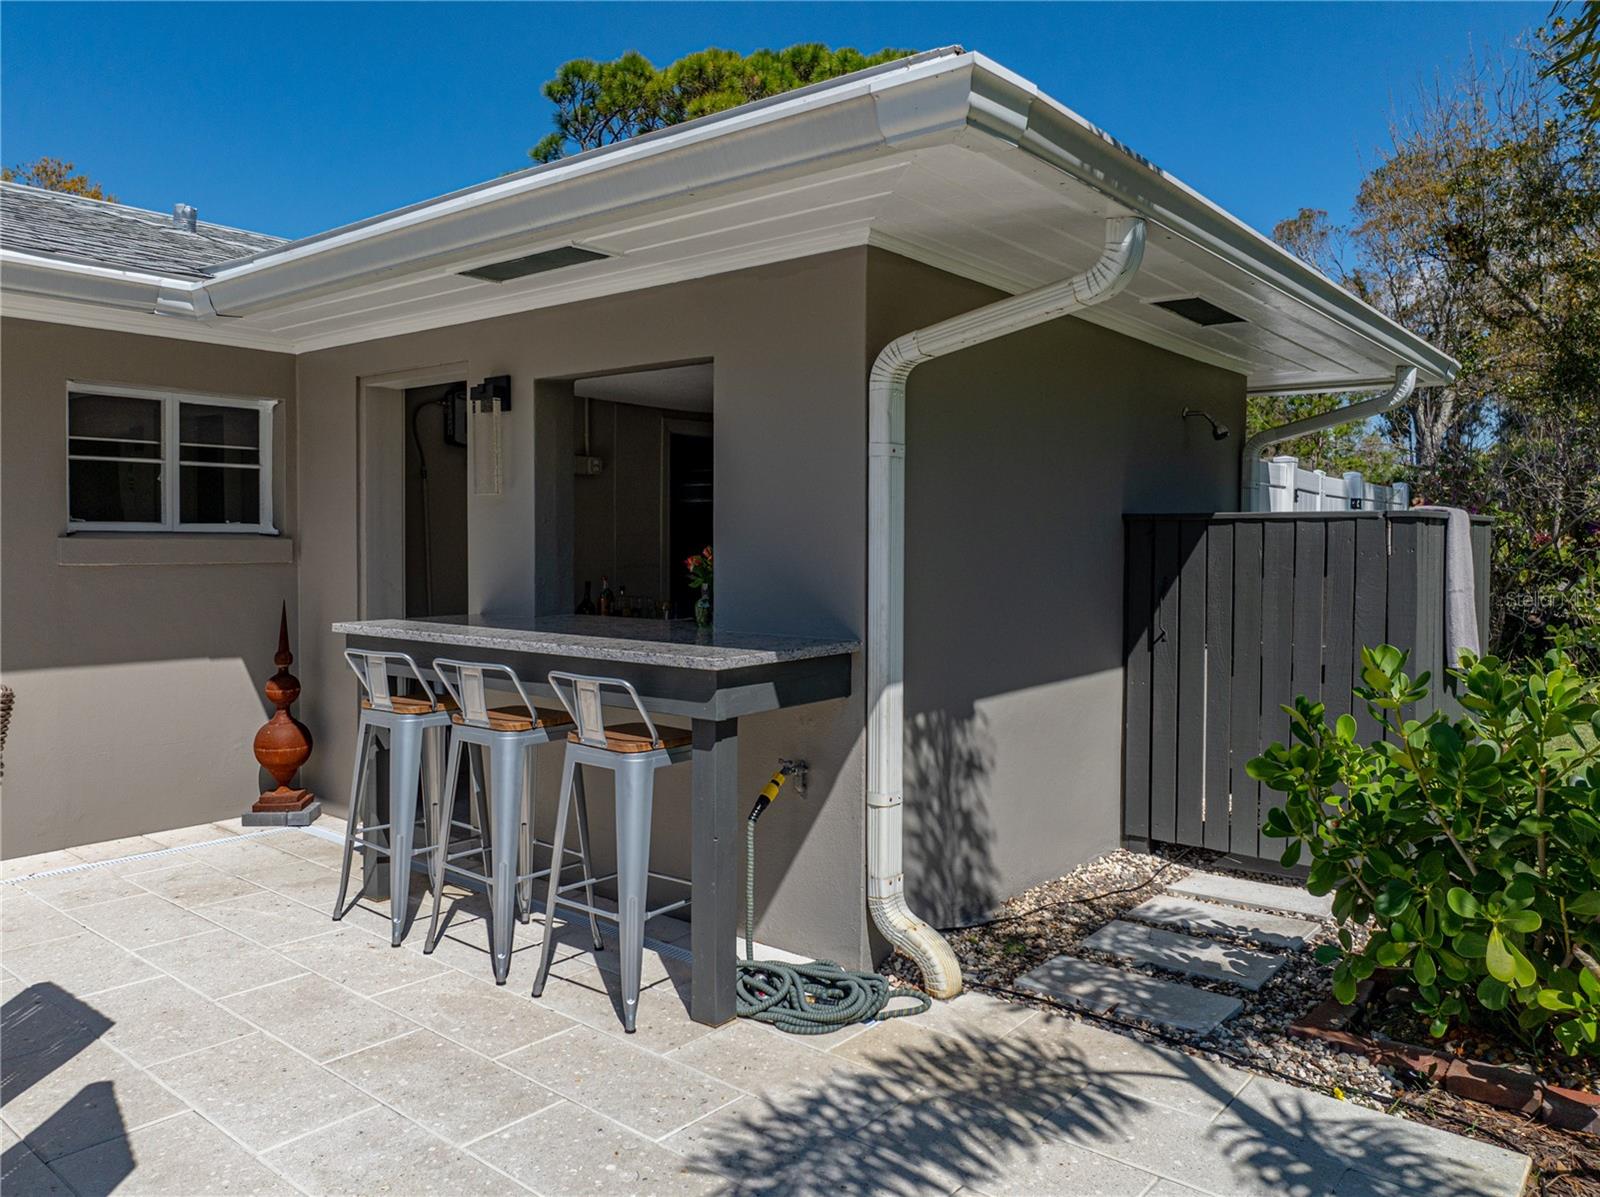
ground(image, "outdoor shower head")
xmin=1182 ymin=407 xmax=1231 ymax=441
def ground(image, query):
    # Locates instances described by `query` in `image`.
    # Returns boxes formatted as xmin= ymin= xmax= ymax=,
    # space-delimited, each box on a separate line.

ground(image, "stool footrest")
xmin=438 ymin=858 xmax=589 ymax=886
xmin=548 ymin=896 xmax=620 ymax=924
xmin=527 ymin=837 xmax=590 ymax=860
xmin=554 ymin=872 xmax=618 ymax=895
xmin=349 ymin=838 xmax=432 ymax=858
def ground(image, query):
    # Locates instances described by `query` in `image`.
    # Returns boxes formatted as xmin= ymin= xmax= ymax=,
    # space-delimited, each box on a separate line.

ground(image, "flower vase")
xmin=694 ymin=586 xmax=712 ymax=628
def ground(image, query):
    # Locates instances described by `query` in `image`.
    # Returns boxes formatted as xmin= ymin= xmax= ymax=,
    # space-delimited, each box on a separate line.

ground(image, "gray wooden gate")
xmin=1122 ymin=511 xmax=1490 ymax=864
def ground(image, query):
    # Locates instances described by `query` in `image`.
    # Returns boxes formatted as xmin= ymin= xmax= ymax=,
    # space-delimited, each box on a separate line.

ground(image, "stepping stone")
xmin=1167 ymin=870 xmax=1333 ymax=920
xmin=1124 ymin=896 xmax=1321 ymax=951
xmin=1015 ymin=955 xmax=1241 ymax=1034
xmin=1080 ymin=920 xmax=1286 ymax=991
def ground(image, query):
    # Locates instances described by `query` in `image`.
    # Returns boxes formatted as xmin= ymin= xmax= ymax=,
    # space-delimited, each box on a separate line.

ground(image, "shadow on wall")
xmin=2 ymin=981 xmax=133 ymax=1195
xmin=680 ymin=1011 xmax=1505 ymax=1196
xmin=903 ymin=708 xmax=999 ymax=926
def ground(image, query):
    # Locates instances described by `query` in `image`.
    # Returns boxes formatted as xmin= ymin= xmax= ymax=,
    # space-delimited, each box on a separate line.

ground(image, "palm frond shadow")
xmin=677 ymin=1013 xmax=1513 ymax=1197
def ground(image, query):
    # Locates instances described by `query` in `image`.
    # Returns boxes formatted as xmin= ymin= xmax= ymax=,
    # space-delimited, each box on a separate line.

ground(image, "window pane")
xmin=180 ymin=465 xmax=260 ymax=525
xmin=69 ymin=437 xmax=161 ymax=460
xmin=70 ymin=460 xmax=162 ymax=523
xmin=180 ymin=403 xmax=259 ymax=449
xmin=69 ymin=393 xmax=161 ymax=443
xmin=179 ymin=444 xmax=260 ymax=466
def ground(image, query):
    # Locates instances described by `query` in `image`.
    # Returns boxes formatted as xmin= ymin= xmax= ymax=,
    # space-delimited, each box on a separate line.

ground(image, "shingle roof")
xmin=0 ymin=182 xmax=284 ymax=278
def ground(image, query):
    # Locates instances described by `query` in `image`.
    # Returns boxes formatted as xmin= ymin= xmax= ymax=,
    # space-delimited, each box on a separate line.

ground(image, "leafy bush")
xmin=1251 ymin=646 xmax=1600 ymax=1056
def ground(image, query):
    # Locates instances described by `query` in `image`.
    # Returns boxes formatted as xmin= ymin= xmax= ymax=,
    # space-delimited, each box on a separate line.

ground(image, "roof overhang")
xmin=0 ymin=49 xmax=1457 ymax=392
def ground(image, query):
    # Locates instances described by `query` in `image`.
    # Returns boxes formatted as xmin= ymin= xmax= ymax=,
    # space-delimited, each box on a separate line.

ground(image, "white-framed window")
xmin=66 ymin=384 xmax=277 ymax=534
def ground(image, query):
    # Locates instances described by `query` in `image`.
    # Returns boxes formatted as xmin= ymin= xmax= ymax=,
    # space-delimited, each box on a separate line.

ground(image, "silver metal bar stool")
xmin=424 ymin=659 xmax=602 ymax=984
xmin=333 ymin=650 xmax=452 ymax=945
xmin=530 ymin=672 xmax=693 ymax=1032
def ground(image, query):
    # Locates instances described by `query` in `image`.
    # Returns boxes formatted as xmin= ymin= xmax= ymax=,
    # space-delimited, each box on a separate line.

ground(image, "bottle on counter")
xmin=576 ymin=581 xmax=596 ymax=615
xmin=598 ymin=577 xmax=613 ymax=616
xmin=617 ymin=584 xmax=628 ymax=617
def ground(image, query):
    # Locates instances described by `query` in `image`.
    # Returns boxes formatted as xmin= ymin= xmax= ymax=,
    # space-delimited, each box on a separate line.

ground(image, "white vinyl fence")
xmin=1244 ymin=455 xmax=1410 ymax=513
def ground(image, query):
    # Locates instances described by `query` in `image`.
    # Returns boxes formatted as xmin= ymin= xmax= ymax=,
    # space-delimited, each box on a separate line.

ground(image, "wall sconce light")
xmin=470 ymin=375 xmax=512 ymax=495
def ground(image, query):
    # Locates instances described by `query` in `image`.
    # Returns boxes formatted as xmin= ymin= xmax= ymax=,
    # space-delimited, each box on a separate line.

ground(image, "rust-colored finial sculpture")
xmin=245 ymin=602 xmax=321 ymax=825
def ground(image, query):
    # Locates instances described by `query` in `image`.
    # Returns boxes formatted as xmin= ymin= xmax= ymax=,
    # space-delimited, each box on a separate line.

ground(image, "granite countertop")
xmin=331 ymin=614 xmax=861 ymax=671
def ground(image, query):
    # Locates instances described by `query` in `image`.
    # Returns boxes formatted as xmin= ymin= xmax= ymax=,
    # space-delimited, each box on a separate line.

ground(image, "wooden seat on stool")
xmin=362 ymin=694 xmax=456 ymax=715
xmin=568 ymin=722 xmax=693 ymax=753
xmin=454 ymin=705 xmax=573 ymax=733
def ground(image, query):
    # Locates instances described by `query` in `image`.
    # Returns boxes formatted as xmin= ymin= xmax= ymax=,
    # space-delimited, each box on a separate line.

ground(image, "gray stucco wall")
xmin=0 ymin=317 xmax=299 ymax=855
xmin=865 ymin=250 xmax=1245 ymax=926
xmin=1 ymin=246 xmax=1244 ymax=965
xmin=294 ymin=250 xmax=874 ymax=966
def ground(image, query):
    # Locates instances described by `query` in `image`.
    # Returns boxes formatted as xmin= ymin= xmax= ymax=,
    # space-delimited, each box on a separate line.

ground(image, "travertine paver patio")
xmin=2 ymin=822 xmax=1529 ymax=1196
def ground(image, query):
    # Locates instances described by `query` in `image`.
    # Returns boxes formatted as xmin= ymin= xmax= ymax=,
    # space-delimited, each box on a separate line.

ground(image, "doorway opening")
xmin=404 ymin=383 xmax=469 ymax=617
xmin=568 ymin=362 xmax=712 ymax=620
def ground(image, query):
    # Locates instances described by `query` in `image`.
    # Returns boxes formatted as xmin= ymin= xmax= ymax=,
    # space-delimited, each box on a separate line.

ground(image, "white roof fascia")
xmin=0 ymin=250 xmax=288 ymax=347
xmin=954 ymin=54 xmax=1459 ymax=388
xmin=0 ymin=289 xmax=292 ymax=351
xmin=0 ymin=47 xmax=1460 ymax=388
xmin=196 ymin=52 xmax=977 ymax=317
xmin=1 ymin=250 xmax=182 ymax=311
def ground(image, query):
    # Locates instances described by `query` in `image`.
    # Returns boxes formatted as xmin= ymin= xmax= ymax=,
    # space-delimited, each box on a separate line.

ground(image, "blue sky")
xmin=2 ymin=2 xmax=1546 ymax=241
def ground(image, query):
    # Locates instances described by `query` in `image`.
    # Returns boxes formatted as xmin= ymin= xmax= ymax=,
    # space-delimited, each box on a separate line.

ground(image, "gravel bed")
xmin=915 ymin=848 xmax=1401 ymax=1110
xmin=885 ymin=847 xmax=1598 ymax=1193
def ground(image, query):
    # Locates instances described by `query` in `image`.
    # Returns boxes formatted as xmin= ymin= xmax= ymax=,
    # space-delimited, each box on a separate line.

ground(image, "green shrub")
xmin=1250 ymin=646 xmax=1600 ymax=1056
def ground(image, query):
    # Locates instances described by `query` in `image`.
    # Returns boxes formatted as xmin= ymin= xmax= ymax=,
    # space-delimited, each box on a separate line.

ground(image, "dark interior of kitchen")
xmin=570 ymin=363 xmax=712 ymax=622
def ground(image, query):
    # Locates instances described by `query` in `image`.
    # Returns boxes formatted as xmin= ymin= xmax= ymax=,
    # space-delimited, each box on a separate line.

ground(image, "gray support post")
xmin=690 ymin=717 xmax=739 ymax=1026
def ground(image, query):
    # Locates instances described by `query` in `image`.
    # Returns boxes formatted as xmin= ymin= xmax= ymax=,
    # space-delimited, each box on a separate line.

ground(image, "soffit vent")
xmin=460 ymin=246 xmax=609 ymax=283
xmin=1150 ymin=296 xmax=1245 ymax=326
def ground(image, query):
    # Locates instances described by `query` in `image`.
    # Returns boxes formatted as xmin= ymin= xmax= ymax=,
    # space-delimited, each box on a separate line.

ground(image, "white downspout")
xmin=865 ymin=216 xmax=1147 ymax=998
xmin=1240 ymin=365 xmax=1418 ymax=509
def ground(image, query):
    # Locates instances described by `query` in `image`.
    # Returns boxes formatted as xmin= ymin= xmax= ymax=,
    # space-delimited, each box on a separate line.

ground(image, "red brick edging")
xmin=1290 ymin=980 xmax=1600 ymax=1133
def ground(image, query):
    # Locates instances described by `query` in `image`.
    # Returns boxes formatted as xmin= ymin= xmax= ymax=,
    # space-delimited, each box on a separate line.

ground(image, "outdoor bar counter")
xmin=331 ymin=614 xmax=859 ymax=1026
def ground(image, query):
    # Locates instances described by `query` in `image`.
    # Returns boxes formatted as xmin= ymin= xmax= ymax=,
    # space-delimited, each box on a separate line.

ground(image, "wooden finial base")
xmin=253 ymin=786 xmax=316 ymax=813
xmin=245 ymin=602 xmax=318 ymax=826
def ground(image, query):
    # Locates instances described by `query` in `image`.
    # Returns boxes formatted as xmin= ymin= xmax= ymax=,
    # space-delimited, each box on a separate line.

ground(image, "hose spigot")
xmin=777 ymin=757 xmax=809 ymax=796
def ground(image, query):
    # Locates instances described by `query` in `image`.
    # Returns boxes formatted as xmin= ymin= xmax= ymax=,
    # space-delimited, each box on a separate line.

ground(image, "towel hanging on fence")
xmin=1413 ymin=506 xmax=1481 ymax=660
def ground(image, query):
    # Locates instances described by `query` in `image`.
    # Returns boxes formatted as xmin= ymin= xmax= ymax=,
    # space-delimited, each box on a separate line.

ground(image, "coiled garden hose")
xmin=734 ymin=765 xmax=932 ymax=1034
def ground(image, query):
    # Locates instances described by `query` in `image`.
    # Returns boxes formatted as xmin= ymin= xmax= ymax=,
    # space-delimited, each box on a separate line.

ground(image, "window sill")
xmin=57 ymin=533 xmax=295 ymax=567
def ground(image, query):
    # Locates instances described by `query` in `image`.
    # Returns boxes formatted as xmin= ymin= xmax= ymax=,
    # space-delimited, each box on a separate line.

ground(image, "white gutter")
xmin=1 ymin=53 xmax=1460 ymax=388
xmin=0 ymin=250 xmax=180 ymax=311
xmin=1239 ymin=365 xmax=1418 ymax=507
xmin=866 ymin=216 xmax=1146 ymax=998
xmin=990 ymin=71 xmax=1457 ymax=388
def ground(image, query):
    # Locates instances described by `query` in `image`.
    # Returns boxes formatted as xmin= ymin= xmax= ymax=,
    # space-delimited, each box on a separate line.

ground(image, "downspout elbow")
xmin=1240 ymin=365 xmax=1418 ymax=506
xmin=1241 ymin=365 xmax=1418 ymax=465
